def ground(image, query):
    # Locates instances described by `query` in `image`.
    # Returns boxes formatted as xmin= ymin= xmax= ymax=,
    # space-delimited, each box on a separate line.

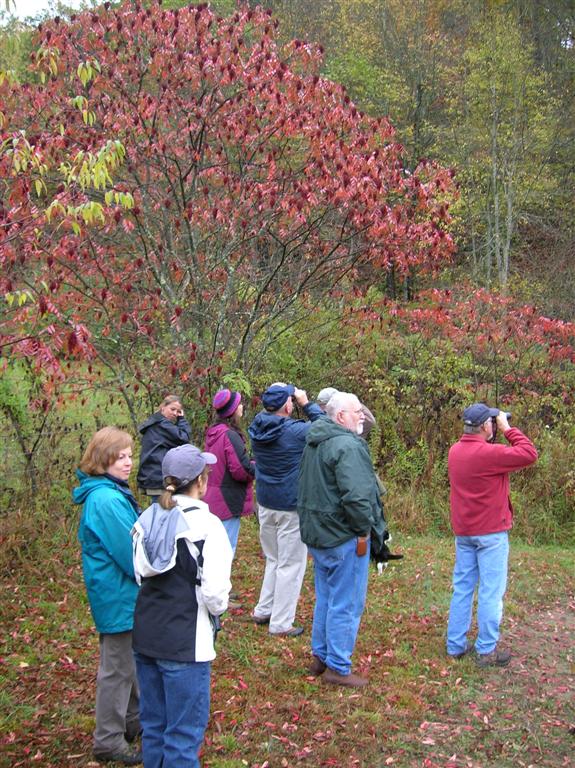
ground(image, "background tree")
xmin=256 ymin=0 xmax=574 ymax=305
xmin=1 ymin=0 xmax=454 ymax=424
xmin=445 ymin=5 xmax=560 ymax=289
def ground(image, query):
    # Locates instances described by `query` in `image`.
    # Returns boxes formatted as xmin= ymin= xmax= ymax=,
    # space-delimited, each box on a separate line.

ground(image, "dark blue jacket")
xmin=248 ymin=402 xmax=322 ymax=511
xmin=137 ymin=412 xmax=191 ymax=490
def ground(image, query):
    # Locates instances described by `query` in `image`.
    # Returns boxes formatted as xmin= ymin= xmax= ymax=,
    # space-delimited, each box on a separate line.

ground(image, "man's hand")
xmin=496 ymin=411 xmax=510 ymax=432
xmin=293 ymin=387 xmax=309 ymax=407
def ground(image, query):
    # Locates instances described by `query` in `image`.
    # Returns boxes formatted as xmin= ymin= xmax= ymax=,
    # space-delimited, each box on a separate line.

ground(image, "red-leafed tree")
xmin=347 ymin=284 xmax=575 ymax=426
xmin=1 ymin=0 xmax=454 ymax=419
xmin=395 ymin=287 xmax=575 ymax=409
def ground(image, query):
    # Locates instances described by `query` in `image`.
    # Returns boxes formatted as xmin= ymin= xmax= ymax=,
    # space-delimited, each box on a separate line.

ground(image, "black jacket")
xmin=136 ymin=413 xmax=191 ymax=489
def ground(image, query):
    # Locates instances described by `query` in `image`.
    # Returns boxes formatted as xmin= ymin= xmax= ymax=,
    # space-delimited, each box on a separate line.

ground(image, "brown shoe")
xmin=252 ymin=614 xmax=271 ymax=625
xmin=476 ymin=647 xmax=512 ymax=668
xmin=308 ymin=655 xmax=327 ymax=676
xmin=321 ymin=667 xmax=368 ymax=687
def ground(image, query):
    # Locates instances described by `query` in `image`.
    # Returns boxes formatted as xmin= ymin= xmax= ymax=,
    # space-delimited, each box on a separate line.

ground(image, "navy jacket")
xmin=137 ymin=412 xmax=191 ymax=490
xmin=248 ymin=402 xmax=322 ymax=511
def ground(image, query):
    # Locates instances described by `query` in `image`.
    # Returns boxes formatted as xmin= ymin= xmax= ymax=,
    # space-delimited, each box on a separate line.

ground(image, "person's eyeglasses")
xmin=340 ymin=408 xmax=363 ymax=415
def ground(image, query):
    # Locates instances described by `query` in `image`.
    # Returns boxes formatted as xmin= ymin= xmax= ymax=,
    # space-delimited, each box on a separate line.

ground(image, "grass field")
xmin=1 ymin=517 xmax=573 ymax=768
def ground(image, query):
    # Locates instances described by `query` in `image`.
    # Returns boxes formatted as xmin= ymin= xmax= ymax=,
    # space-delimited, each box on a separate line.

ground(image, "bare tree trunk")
xmin=501 ymin=177 xmax=514 ymax=291
xmin=491 ymin=86 xmax=502 ymax=285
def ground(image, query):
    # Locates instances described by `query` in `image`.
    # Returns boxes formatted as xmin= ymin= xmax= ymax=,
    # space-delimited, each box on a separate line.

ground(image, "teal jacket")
xmin=73 ymin=471 xmax=139 ymax=633
xmin=297 ymin=416 xmax=385 ymax=549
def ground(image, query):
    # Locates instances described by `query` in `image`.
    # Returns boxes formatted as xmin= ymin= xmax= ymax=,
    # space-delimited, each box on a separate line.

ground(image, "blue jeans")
xmin=134 ymin=653 xmax=210 ymax=768
xmin=309 ymin=537 xmax=370 ymax=675
xmin=447 ymin=532 xmax=509 ymax=656
xmin=222 ymin=516 xmax=241 ymax=555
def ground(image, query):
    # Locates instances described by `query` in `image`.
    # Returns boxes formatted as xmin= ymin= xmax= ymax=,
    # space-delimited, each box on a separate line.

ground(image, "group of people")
xmin=73 ymin=384 xmax=538 ymax=766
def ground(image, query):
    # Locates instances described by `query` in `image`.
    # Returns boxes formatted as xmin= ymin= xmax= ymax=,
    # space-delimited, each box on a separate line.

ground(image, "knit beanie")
xmin=212 ymin=388 xmax=242 ymax=418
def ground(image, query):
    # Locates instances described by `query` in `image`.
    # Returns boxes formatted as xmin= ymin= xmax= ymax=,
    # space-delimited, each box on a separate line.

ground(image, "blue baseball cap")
xmin=261 ymin=383 xmax=295 ymax=412
xmin=463 ymin=403 xmax=499 ymax=426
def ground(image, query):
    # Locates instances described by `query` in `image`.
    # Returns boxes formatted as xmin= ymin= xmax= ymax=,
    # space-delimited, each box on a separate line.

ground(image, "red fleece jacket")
xmin=448 ymin=427 xmax=538 ymax=536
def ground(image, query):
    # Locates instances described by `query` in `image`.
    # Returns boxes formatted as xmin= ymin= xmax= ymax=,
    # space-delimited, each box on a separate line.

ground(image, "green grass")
xmin=0 ymin=517 xmax=573 ymax=767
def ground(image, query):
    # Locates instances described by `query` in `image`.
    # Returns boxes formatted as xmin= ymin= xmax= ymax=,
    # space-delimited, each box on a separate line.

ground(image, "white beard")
xmin=356 ymin=423 xmax=364 ymax=435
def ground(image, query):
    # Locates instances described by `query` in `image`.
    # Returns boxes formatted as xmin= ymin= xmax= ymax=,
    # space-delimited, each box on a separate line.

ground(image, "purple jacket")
xmin=203 ymin=423 xmax=255 ymax=521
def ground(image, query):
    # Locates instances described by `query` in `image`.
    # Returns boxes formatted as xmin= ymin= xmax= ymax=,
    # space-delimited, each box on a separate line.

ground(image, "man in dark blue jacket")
xmin=137 ymin=395 xmax=191 ymax=502
xmin=248 ymin=383 xmax=322 ymax=636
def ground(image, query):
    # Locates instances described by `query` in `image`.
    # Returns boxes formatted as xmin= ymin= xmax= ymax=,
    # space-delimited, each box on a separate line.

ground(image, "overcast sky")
xmin=7 ymin=0 xmax=87 ymax=21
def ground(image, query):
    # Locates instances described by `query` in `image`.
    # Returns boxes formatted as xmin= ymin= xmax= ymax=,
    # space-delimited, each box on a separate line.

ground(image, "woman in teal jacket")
xmin=73 ymin=427 xmax=142 ymax=766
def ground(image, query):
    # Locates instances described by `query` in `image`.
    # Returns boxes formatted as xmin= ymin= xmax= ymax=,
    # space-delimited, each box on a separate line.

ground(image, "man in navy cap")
xmin=447 ymin=403 xmax=537 ymax=667
xmin=248 ymin=383 xmax=323 ymax=636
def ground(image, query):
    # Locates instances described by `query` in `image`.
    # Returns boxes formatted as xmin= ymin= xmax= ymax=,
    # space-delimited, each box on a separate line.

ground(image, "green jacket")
xmin=297 ymin=416 xmax=385 ymax=549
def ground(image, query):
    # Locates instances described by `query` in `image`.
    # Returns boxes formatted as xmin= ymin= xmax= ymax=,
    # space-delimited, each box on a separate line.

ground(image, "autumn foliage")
xmin=346 ymin=283 xmax=575 ymax=419
xmin=391 ymin=287 xmax=575 ymax=405
xmin=1 ymin=0 xmax=454 ymax=405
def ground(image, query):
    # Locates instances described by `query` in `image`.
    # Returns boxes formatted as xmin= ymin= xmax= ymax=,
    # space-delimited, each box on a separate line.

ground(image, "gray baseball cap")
xmin=316 ymin=387 xmax=339 ymax=406
xmin=162 ymin=444 xmax=217 ymax=485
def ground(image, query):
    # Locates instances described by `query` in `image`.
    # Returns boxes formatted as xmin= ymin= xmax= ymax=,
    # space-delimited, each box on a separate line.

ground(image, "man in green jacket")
xmin=297 ymin=392 xmax=384 ymax=687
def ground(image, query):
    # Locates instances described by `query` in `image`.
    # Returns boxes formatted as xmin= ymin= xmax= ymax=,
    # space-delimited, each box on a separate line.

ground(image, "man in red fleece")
xmin=446 ymin=403 xmax=538 ymax=667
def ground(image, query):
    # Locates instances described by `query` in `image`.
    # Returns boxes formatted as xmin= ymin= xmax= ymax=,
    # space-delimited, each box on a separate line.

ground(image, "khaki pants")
xmin=253 ymin=505 xmax=307 ymax=633
xmin=93 ymin=631 xmax=140 ymax=754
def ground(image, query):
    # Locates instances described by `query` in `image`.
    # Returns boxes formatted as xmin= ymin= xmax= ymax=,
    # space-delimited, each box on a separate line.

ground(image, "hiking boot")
xmin=252 ymin=614 xmax=271 ymax=625
xmin=228 ymin=599 xmax=243 ymax=610
xmin=476 ymin=647 xmax=512 ymax=668
xmin=321 ymin=668 xmax=368 ymax=688
xmin=448 ymin=643 xmax=472 ymax=660
xmin=270 ymin=626 xmax=304 ymax=638
xmin=124 ymin=725 xmax=142 ymax=743
xmin=308 ymin=655 xmax=327 ymax=676
xmin=93 ymin=748 xmax=142 ymax=765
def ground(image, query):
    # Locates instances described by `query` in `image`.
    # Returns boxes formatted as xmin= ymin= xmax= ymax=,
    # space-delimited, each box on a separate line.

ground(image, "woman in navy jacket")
xmin=137 ymin=395 xmax=191 ymax=502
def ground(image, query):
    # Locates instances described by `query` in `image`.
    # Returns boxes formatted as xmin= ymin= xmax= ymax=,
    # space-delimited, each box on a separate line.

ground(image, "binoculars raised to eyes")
xmin=489 ymin=412 xmax=511 ymax=442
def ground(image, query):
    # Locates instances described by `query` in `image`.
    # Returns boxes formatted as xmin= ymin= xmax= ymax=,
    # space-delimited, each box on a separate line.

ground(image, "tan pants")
xmin=253 ymin=505 xmax=307 ymax=633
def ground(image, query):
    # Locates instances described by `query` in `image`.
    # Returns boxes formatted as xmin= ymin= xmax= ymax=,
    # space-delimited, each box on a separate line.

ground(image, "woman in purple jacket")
xmin=204 ymin=389 xmax=255 ymax=557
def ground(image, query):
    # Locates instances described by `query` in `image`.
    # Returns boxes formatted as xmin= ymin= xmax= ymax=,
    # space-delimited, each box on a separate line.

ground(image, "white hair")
xmin=325 ymin=391 xmax=359 ymax=421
